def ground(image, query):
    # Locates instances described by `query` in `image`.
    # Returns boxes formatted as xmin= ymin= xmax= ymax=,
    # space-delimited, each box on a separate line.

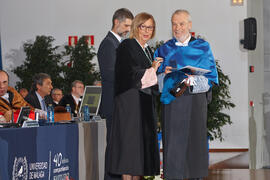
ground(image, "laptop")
xmin=0 ymin=106 xmax=31 ymax=128
xmin=78 ymin=86 xmax=102 ymax=117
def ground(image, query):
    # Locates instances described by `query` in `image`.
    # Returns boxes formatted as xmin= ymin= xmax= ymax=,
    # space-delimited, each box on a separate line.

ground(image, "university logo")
xmin=12 ymin=157 xmax=28 ymax=180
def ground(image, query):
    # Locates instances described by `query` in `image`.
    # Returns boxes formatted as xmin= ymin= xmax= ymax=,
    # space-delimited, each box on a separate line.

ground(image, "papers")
xmin=179 ymin=65 xmax=211 ymax=75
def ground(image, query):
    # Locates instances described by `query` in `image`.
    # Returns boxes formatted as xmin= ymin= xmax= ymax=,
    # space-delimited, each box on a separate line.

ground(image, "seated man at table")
xmin=0 ymin=70 xmax=33 ymax=122
xmin=51 ymin=88 xmax=63 ymax=106
xmin=59 ymin=80 xmax=84 ymax=117
xmin=25 ymin=73 xmax=54 ymax=112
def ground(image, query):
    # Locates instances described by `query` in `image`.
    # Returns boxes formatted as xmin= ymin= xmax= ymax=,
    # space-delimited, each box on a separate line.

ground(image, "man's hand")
xmin=183 ymin=74 xmax=196 ymax=87
xmin=165 ymin=66 xmax=173 ymax=74
xmin=4 ymin=110 xmax=12 ymax=122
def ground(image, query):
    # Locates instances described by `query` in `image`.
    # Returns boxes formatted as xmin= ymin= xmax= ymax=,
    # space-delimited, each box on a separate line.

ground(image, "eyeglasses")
xmin=54 ymin=94 xmax=63 ymax=96
xmin=139 ymin=25 xmax=154 ymax=31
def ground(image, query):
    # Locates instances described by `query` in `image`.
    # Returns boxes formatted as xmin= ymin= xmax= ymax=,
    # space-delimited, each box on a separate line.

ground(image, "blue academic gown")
xmin=155 ymin=37 xmax=218 ymax=179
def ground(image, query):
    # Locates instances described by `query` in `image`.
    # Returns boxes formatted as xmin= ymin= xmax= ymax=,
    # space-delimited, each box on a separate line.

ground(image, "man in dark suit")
xmin=97 ymin=8 xmax=133 ymax=180
xmin=25 ymin=73 xmax=53 ymax=111
xmin=58 ymin=80 xmax=84 ymax=117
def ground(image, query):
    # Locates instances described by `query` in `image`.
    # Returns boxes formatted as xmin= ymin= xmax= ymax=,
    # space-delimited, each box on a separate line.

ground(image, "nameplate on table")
xmin=22 ymin=120 xmax=39 ymax=128
xmin=92 ymin=115 xmax=102 ymax=121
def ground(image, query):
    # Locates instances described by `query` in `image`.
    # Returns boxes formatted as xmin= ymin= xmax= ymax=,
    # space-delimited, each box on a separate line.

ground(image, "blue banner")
xmin=0 ymin=124 xmax=78 ymax=180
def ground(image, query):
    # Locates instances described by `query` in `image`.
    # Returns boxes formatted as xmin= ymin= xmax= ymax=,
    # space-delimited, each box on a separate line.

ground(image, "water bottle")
xmin=83 ymin=105 xmax=90 ymax=121
xmin=47 ymin=104 xmax=54 ymax=123
xmin=65 ymin=104 xmax=72 ymax=119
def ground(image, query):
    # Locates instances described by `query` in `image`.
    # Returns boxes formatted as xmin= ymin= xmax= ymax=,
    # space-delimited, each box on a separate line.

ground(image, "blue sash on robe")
xmin=154 ymin=38 xmax=218 ymax=104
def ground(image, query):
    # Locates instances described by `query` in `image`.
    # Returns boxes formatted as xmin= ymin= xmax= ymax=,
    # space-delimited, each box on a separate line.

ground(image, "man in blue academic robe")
xmin=154 ymin=9 xmax=218 ymax=180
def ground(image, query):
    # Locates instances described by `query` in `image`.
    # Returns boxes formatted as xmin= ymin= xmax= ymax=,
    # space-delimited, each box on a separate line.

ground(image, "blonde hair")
xmin=129 ymin=12 xmax=156 ymax=39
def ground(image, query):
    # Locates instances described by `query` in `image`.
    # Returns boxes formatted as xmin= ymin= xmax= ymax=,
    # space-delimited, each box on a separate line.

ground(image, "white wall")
xmin=0 ymin=0 xmax=249 ymax=148
xmin=245 ymin=0 xmax=265 ymax=169
xmin=262 ymin=0 xmax=270 ymax=169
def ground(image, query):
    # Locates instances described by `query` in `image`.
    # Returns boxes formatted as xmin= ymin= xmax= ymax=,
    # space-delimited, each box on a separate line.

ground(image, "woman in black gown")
xmin=107 ymin=12 xmax=163 ymax=180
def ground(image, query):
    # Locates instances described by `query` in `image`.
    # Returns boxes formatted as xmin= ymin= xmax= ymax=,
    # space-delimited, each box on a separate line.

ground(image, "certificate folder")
xmin=178 ymin=65 xmax=211 ymax=75
xmin=169 ymin=66 xmax=211 ymax=97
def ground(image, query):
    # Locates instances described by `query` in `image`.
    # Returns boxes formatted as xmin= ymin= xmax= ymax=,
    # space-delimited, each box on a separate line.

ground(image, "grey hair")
xmin=52 ymin=88 xmax=62 ymax=95
xmin=31 ymin=73 xmax=51 ymax=91
xmin=112 ymin=8 xmax=134 ymax=29
xmin=171 ymin=9 xmax=192 ymax=22
xmin=71 ymin=80 xmax=83 ymax=88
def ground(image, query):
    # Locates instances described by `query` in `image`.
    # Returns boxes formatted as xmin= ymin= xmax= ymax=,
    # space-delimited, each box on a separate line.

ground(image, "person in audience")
xmin=0 ymin=70 xmax=32 ymax=122
xmin=107 ymin=12 xmax=162 ymax=180
xmin=97 ymin=8 xmax=133 ymax=180
xmin=58 ymin=80 xmax=84 ymax=117
xmin=51 ymin=88 xmax=63 ymax=106
xmin=25 ymin=73 xmax=54 ymax=111
xmin=19 ymin=88 xmax=28 ymax=98
xmin=154 ymin=9 xmax=218 ymax=180
xmin=93 ymin=80 xmax=101 ymax=86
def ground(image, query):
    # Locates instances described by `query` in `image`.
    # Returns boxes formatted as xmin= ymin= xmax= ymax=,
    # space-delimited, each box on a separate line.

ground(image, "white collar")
xmin=1 ymin=93 xmax=9 ymax=102
xmin=72 ymin=94 xmax=81 ymax=105
xmin=110 ymin=30 xmax=122 ymax=42
xmin=135 ymin=38 xmax=149 ymax=49
xmin=35 ymin=91 xmax=44 ymax=102
xmin=175 ymin=35 xmax=191 ymax=47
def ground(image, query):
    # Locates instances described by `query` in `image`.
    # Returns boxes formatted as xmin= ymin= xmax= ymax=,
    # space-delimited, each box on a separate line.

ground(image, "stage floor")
xmin=154 ymin=151 xmax=270 ymax=179
xmin=206 ymin=151 xmax=270 ymax=180
xmin=206 ymin=169 xmax=270 ymax=180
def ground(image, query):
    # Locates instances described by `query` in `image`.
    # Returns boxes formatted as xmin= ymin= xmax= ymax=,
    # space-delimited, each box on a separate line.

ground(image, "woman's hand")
xmin=152 ymin=57 xmax=163 ymax=71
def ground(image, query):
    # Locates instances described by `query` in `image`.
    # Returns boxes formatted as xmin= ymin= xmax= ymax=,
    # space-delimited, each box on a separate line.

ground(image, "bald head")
xmin=0 ymin=71 xmax=9 ymax=96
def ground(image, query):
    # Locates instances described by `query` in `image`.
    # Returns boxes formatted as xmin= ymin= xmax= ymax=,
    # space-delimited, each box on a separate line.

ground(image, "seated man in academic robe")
xmin=0 ymin=70 xmax=33 ymax=122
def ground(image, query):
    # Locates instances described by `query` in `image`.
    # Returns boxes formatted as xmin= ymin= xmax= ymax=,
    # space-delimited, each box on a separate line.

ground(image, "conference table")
xmin=0 ymin=120 xmax=106 ymax=180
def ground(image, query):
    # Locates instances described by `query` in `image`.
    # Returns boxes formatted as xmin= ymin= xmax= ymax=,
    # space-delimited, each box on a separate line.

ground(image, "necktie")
xmin=42 ymin=99 xmax=47 ymax=112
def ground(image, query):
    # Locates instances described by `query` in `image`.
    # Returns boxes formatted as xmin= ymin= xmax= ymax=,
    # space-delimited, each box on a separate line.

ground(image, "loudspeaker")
xmin=240 ymin=17 xmax=257 ymax=50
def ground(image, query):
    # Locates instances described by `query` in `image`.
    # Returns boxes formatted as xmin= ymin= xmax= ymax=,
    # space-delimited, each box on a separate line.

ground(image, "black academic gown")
xmin=107 ymin=39 xmax=160 ymax=176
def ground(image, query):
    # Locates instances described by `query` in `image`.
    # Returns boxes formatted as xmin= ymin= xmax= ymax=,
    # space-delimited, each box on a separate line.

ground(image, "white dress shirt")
xmin=110 ymin=30 xmax=122 ymax=42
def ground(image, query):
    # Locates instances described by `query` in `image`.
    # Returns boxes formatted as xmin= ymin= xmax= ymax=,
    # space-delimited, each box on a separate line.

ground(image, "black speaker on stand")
xmin=240 ymin=17 xmax=257 ymax=50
